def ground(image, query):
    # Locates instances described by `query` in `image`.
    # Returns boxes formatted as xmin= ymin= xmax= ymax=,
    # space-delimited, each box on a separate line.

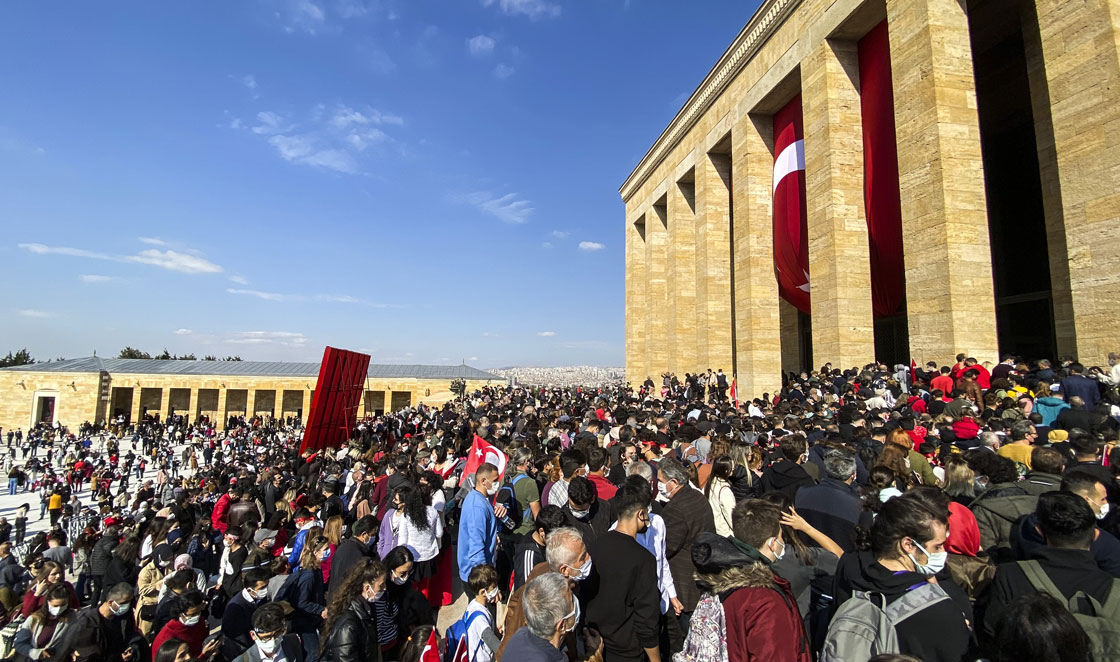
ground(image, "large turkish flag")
xmin=772 ymin=95 xmax=811 ymax=313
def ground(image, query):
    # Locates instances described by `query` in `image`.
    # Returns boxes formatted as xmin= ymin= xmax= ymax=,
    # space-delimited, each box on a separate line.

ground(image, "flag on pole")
xmin=731 ymin=378 xmax=739 ymax=409
xmin=451 ymin=635 xmax=469 ymax=662
xmin=463 ymin=435 xmax=509 ymax=484
xmin=419 ymin=628 xmax=441 ymax=662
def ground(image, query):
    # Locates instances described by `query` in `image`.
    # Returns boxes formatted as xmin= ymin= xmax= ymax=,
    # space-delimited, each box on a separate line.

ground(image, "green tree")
xmin=177 ymin=353 xmax=197 ymax=360
xmin=203 ymin=355 xmax=217 ymax=361
xmin=154 ymin=348 xmax=173 ymax=360
xmin=0 ymin=349 xmax=35 ymax=367
xmin=223 ymin=356 xmax=243 ymax=361
xmin=119 ymin=347 xmax=151 ymax=359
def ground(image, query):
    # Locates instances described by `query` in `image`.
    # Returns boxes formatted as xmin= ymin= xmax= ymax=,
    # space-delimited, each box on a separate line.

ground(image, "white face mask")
xmin=486 ymin=481 xmax=498 ymax=496
xmin=485 ymin=586 xmax=500 ymax=602
xmin=559 ymin=596 xmax=580 ymax=634
xmin=769 ymin=537 xmax=786 ymax=561
xmin=391 ymin=574 xmax=408 ymax=586
xmin=256 ymin=636 xmax=281 ymax=656
xmin=1099 ymin=502 xmax=1111 ymax=521
xmin=48 ymin=604 xmax=66 ymax=617
xmin=181 ymin=614 xmax=201 ymax=626
xmin=569 ymin=556 xmax=592 ymax=581
xmin=907 ymin=538 xmax=948 ymax=576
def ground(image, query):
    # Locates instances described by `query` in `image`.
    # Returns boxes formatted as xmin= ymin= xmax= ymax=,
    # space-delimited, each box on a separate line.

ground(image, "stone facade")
xmin=621 ymin=0 xmax=1120 ymax=390
xmin=0 ymin=364 xmax=500 ymax=432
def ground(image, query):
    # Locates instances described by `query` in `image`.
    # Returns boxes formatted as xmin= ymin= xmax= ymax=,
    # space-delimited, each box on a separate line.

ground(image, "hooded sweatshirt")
xmin=760 ymin=460 xmax=816 ymax=502
xmin=832 ymin=550 xmax=972 ymax=662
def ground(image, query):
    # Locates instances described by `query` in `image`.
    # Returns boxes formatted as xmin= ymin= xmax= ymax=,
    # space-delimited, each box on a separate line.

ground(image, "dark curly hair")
xmin=393 ymin=483 xmax=429 ymax=531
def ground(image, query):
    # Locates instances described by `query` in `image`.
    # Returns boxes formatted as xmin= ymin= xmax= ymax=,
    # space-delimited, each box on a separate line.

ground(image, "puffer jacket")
xmin=324 ymin=600 xmax=382 ymax=662
xmin=89 ymin=536 xmax=117 ymax=577
xmin=692 ymin=533 xmax=811 ymax=662
xmin=727 ymin=465 xmax=760 ymax=502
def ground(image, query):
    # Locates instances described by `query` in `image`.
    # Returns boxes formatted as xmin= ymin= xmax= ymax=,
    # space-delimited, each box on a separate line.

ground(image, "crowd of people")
xmin=0 ymin=351 xmax=1118 ymax=662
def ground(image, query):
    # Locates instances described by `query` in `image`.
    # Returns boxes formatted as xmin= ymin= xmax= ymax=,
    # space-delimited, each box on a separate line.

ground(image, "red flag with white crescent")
xmin=731 ymin=378 xmax=739 ymax=408
xmin=419 ymin=628 xmax=441 ymax=662
xmin=463 ymin=435 xmax=508 ymax=484
xmin=772 ymin=95 xmax=811 ymax=313
xmin=452 ymin=635 xmax=469 ymax=662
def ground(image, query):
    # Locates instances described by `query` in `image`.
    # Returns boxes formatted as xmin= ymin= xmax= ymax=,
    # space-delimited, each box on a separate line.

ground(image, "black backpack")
xmin=497 ymin=474 xmax=530 ymax=532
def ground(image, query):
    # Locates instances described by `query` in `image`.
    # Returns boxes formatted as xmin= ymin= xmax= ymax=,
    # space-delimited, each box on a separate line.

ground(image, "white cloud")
xmin=482 ymin=332 xmax=499 ymax=337
xmin=493 ymin=63 xmax=515 ymax=79
xmin=468 ymin=356 xmax=479 ymax=362
xmin=241 ymin=74 xmax=260 ymax=98
xmin=467 ymin=35 xmax=496 ymax=57
xmin=578 ymin=241 xmax=605 ymax=252
xmin=541 ymin=241 xmax=552 ymax=249
xmin=126 ymin=249 xmax=222 ymax=274
xmin=174 ymin=328 xmax=193 ymax=335
xmin=20 ymin=243 xmax=222 ymax=274
xmin=537 ymin=331 xmax=556 ymax=337
xmin=549 ymin=230 xmax=569 ymax=239
xmin=229 ymin=275 xmax=249 ymax=285
xmin=460 ymin=191 xmax=533 ymax=224
xmin=79 ymin=274 xmax=120 ymax=283
xmin=17 ymin=309 xmax=51 ymax=318
xmin=228 ymin=331 xmax=309 ymax=346
xmin=279 ymin=0 xmax=327 ymax=34
xmin=560 ymin=340 xmax=611 ymax=350
xmin=480 ymin=0 xmax=561 ymax=20
xmin=138 ymin=236 xmax=167 ymax=246
xmin=227 ymin=288 xmax=290 ymax=302
xmin=244 ymin=104 xmax=403 ymax=175
xmin=365 ymin=48 xmax=397 ymax=75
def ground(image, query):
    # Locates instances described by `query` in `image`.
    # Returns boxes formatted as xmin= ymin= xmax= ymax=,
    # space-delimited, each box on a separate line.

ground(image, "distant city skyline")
xmin=0 ymin=2 xmax=756 ymax=367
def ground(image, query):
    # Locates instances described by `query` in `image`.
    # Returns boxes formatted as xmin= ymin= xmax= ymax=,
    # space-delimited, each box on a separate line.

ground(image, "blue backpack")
xmin=497 ymin=474 xmax=530 ymax=531
xmin=443 ymin=609 xmax=487 ymax=662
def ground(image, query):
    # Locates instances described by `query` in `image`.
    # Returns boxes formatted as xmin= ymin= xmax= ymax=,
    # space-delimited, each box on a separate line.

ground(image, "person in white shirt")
xmin=617 ymin=461 xmax=680 ymax=615
xmin=461 ymin=564 xmax=502 ymax=662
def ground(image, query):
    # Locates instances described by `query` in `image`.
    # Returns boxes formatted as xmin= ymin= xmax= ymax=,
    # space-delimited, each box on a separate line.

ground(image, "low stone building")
xmin=0 ymin=357 xmax=502 ymax=431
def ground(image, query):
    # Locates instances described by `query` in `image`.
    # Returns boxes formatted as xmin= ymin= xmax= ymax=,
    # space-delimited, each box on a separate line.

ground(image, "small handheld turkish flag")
xmin=419 ymin=628 xmax=441 ymax=662
xmin=731 ymin=378 xmax=739 ymax=409
xmin=463 ymin=435 xmax=509 ymax=484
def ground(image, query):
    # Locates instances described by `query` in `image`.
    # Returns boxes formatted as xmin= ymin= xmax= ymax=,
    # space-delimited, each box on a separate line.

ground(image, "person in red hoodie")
xmin=691 ymin=499 xmax=810 ymax=662
xmin=210 ymin=483 xmax=238 ymax=535
xmin=151 ymin=590 xmax=219 ymax=660
xmin=585 ymin=447 xmax=617 ymax=501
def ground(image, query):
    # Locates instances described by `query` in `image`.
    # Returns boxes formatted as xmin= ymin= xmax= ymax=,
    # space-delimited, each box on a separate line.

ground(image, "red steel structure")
xmin=300 ymin=346 xmax=371 ymax=454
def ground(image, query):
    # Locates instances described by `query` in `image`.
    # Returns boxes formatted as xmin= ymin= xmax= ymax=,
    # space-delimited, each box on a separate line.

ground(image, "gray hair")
xmin=524 ymin=573 xmax=572 ymax=638
xmin=657 ymin=458 xmax=690 ymax=487
xmin=626 ymin=460 xmax=653 ymax=481
xmin=979 ymin=431 xmax=1001 ymax=450
xmin=544 ymin=527 xmax=584 ymax=570
xmin=511 ymin=447 xmax=533 ymax=468
xmin=822 ymin=450 xmax=857 ymax=481
xmin=1009 ymin=420 xmax=1035 ymax=441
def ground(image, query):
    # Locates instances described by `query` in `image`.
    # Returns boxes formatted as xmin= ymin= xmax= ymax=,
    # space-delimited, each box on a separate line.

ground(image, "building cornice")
xmin=619 ymin=0 xmax=802 ymax=203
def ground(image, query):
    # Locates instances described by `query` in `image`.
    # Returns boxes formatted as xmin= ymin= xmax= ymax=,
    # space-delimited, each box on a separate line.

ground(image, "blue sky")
xmin=0 ymin=0 xmax=754 ymax=368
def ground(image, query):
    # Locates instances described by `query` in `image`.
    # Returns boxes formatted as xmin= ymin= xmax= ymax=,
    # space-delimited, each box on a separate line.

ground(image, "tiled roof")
xmin=1 ymin=357 xmax=501 ymax=381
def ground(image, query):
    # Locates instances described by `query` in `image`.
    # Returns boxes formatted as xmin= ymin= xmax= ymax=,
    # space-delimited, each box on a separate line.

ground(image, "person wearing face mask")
xmin=562 ymin=477 xmax=614 ymax=546
xmin=151 ymin=590 xmax=219 ymax=661
xmin=689 ymin=498 xmax=809 ymax=662
xmin=501 ymin=573 xmax=595 ymax=662
xmin=380 ymin=546 xmax=436 ymax=645
xmin=326 ymin=516 xmax=377 ymax=602
xmin=53 ymin=583 xmax=146 ymax=662
xmin=983 ymin=491 xmax=1120 ymax=659
xmin=457 ymin=463 xmax=502 ymax=584
xmin=319 ymin=558 xmax=388 ymax=662
xmin=222 ymin=568 xmax=274 ymax=660
xmin=14 ymin=585 xmax=73 ymax=661
xmin=458 ymin=564 xmax=503 ymax=662
xmin=656 ymin=459 xmax=715 ymax=653
xmin=583 ymin=479 xmax=660 ymax=662
xmin=231 ymin=603 xmax=304 ymax=662
xmin=829 ymin=495 xmax=971 ymax=662
xmin=275 ymin=535 xmax=330 ymax=661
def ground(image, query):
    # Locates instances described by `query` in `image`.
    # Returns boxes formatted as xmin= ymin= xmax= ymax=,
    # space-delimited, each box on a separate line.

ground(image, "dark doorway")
xmin=36 ymin=397 xmax=55 ymax=424
xmin=875 ymin=308 xmax=910 ymax=367
xmin=968 ymin=0 xmax=1056 ymax=361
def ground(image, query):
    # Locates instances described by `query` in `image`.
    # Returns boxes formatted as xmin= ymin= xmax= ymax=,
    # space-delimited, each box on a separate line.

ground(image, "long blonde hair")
xmin=324 ymin=516 xmax=343 ymax=545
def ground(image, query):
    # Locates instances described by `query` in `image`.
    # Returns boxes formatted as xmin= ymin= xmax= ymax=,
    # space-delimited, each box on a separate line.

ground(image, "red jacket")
xmin=587 ymin=474 xmax=618 ymax=501
xmin=722 ymin=570 xmax=810 ymax=662
xmin=152 ymin=617 xmax=208 ymax=659
xmin=211 ymin=493 xmax=233 ymax=534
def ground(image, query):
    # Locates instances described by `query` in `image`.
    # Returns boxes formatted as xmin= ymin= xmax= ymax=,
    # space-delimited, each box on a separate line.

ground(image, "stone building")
xmin=622 ymin=0 xmax=1120 ymax=395
xmin=0 ymin=357 xmax=501 ymax=431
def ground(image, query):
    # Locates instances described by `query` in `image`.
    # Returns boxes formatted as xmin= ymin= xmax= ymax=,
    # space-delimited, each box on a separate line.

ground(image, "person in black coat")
xmin=232 ymin=602 xmax=305 ymax=662
xmin=561 ymin=477 xmax=614 ymax=546
xmin=794 ymin=451 xmax=863 ymax=552
xmin=102 ymin=537 xmax=141 ymax=600
xmin=221 ymin=567 xmax=272 ymax=660
xmin=982 ymin=491 xmax=1117 ymax=655
xmin=760 ymin=435 xmax=817 ymax=502
xmin=53 ymin=583 xmax=148 ymax=662
xmin=657 ymin=459 xmax=716 ymax=653
xmin=320 ymin=558 xmax=386 ymax=662
xmin=326 ymin=515 xmax=376 ymax=602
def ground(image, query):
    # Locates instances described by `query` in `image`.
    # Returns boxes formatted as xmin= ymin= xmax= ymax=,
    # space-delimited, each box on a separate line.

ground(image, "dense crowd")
xmin=0 ymin=351 xmax=1118 ymax=662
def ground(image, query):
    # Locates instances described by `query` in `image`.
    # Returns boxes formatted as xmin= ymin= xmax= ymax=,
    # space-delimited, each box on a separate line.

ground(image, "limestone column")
xmin=187 ymin=388 xmax=198 ymax=423
xmin=801 ymin=38 xmax=875 ymax=369
xmin=887 ymin=0 xmax=999 ymax=363
xmin=301 ymin=389 xmax=312 ymax=425
xmin=647 ymin=202 xmax=670 ymax=381
xmin=158 ymin=388 xmax=170 ymax=421
xmin=384 ymin=390 xmax=393 ymax=413
xmin=1021 ymin=1 xmax=1120 ymax=365
xmin=129 ymin=387 xmax=142 ymax=427
xmin=216 ymin=388 xmax=228 ymax=427
xmin=731 ymin=113 xmax=783 ymax=397
xmin=695 ymin=152 xmax=734 ymax=374
xmin=668 ymin=176 xmax=698 ymax=377
xmin=625 ymin=213 xmax=649 ymax=385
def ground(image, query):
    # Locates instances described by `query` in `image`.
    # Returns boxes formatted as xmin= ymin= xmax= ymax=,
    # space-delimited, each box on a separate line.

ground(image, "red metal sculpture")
xmin=300 ymin=346 xmax=371 ymax=453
